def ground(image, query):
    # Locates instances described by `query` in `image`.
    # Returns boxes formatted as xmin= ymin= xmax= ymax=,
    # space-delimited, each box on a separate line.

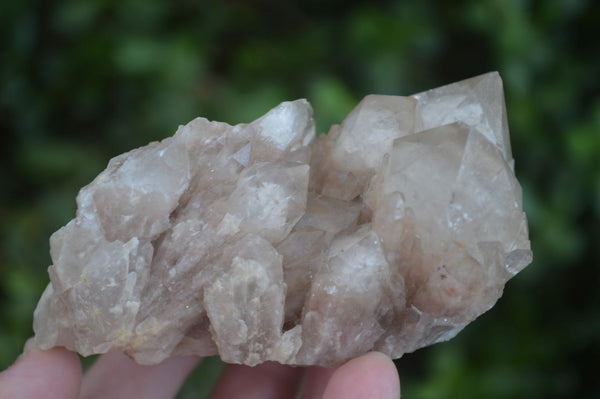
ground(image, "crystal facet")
xmin=31 ymin=72 xmax=532 ymax=366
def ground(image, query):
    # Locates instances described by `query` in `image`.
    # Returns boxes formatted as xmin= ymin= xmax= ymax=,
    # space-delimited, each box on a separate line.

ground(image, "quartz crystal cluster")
xmin=31 ymin=72 xmax=532 ymax=366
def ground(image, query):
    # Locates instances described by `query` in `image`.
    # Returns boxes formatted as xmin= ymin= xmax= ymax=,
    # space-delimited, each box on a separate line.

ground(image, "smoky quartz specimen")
xmin=31 ymin=72 xmax=532 ymax=366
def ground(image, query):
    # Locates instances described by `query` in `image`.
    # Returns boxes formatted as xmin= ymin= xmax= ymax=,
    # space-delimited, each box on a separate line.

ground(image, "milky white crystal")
xmin=31 ymin=72 xmax=532 ymax=366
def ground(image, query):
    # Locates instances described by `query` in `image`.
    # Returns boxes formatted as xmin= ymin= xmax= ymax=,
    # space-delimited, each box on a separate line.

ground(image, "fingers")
xmin=0 ymin=346 xmax=399 ymax=399
xmin=209 ymin=352 xmax=399 ymax=399
xmin=79 ymin=352 xmax=200 ymax=399
xmin=322 ymin=352 xmax=400 ymax=399
xmin=0 ymin=346 xmax=82 ymax=399
xmin=209 ymin=361 xmax=304 ymax=399
xmin=299 ymin=366 xmax=336 ymax=399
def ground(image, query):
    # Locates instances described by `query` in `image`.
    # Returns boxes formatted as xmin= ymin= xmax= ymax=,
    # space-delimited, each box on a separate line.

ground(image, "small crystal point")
xmin=31 ymin=73 xmax=532 ymax=366
xmin=412 ymin=72 xmax=512 ymax=165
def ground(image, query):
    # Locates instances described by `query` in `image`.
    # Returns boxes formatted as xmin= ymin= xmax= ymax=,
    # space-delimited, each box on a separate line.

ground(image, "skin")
xmin=0 ymin=348 xmax=400 ymax=399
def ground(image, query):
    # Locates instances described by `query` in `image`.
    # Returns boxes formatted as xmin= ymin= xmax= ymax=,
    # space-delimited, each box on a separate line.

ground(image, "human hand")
xmin=0 ymin=345 xmax=400 ymax=398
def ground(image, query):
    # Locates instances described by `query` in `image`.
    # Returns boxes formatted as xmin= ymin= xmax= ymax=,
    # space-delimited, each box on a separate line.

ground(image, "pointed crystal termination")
xmin=31 ymin=72 xmax=532 ymax=366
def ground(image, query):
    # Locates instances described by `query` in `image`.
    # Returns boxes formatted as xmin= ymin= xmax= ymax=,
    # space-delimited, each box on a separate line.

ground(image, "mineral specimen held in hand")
xmin=31 ymin=72 xmax=532 ymax=366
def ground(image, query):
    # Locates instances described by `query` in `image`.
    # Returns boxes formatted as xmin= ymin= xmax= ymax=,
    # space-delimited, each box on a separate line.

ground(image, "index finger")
xmin=0 ymin=346 xmax=82 ymax=399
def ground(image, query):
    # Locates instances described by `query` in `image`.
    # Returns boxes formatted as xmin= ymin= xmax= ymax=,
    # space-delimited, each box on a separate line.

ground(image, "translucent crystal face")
xmin=31 ymin=72 xmax=532 ymax=367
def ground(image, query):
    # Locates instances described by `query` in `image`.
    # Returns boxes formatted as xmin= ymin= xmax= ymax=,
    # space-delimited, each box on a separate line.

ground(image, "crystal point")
xmin=31 ymin=73 xmax=532 ymax=366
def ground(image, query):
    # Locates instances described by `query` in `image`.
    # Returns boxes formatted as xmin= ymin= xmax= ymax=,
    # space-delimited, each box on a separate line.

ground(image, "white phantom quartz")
xmin=31 ymin=72 xmax=532 ymax=366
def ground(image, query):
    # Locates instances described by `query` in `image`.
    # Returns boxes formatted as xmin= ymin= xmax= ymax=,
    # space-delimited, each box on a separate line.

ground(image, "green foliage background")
xmin=1 ymin=0 xmax=599 ymax=397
